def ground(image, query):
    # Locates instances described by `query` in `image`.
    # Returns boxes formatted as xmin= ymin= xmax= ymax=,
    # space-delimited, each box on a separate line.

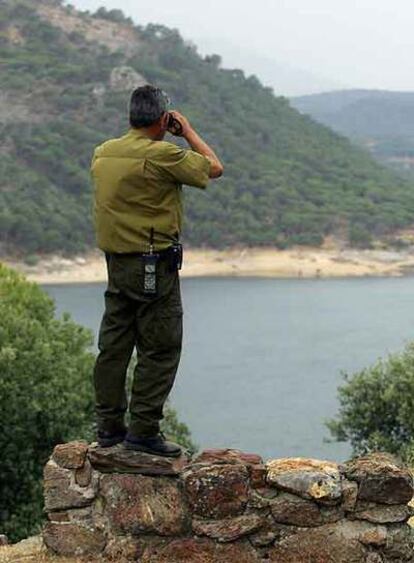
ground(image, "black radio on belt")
xmin=142 ymin=231 xmax=183 ymax=295
xmin=143 ymin=252 xmax=159 ymax=295
xmin=143 ymin=228 xmax=159 ymax=296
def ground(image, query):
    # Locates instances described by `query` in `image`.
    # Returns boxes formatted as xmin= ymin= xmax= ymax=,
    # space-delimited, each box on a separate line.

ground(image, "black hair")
xmin=129 ymin=85 xmax=169 ymax=128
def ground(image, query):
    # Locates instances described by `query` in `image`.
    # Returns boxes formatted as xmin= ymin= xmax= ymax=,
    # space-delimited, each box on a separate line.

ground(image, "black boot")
xmin=123 ymin=431 xmax=182 ymax=458
xmin=97 ymin=428 xmax=127 ymax=448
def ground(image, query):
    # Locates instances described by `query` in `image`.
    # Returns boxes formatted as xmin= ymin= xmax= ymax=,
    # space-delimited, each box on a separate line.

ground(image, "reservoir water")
xmin=43 ymin=276 xmax=414 ymax=462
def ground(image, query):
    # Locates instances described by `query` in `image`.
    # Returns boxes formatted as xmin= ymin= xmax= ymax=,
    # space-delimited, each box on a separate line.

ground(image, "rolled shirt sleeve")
xmin=148 ymin=141 xmax=211 ymax=189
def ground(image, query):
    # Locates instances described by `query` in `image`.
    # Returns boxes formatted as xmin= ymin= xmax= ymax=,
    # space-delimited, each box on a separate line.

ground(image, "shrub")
xmin=0 ymin=264 xmax=95 ymax=541
xmin=325 ymin=342 xmax=414 ymax=464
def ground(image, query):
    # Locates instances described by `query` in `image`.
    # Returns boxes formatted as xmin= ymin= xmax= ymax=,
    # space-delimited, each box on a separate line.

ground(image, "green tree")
xmin=0 ymin=263 xmax=95 ymax=541
xmin=0 ymin=264 xmax=196 ymax=540
xmin=325 ymin=342 xmax=414 ymax=464
xmin=349 ymin=224 xmax=374 ymax=248
xmin=161 ymin=405 xmax=197 ymax=454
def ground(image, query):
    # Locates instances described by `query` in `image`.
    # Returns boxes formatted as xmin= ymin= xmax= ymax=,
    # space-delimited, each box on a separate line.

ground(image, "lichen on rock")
xmin=41 ymin=442 xmax=414 ymax=562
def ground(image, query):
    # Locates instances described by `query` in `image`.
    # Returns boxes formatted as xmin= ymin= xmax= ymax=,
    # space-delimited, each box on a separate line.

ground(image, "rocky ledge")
xmin=42 ymin=442 xmax=414 ymax=562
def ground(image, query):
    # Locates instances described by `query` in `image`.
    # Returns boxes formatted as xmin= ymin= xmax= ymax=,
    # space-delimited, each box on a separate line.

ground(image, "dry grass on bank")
xmin=4 ymin=244 xmax=414 ymax=285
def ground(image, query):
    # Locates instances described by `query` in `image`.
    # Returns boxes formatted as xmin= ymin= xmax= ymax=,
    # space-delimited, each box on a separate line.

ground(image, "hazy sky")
xmin=69 ymin=0 xmax=414 ymax=96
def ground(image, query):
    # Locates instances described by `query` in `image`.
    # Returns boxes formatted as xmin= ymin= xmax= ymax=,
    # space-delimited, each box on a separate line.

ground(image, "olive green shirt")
xmin=91 ymin=128 xmax=211 ymax=253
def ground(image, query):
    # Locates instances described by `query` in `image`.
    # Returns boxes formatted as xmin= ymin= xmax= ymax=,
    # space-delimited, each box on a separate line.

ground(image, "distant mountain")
xmin=194 ymin=37 xmax=344 ymax=97
xmin=2 ymin=1 xmax=414 ymax=256
xmin=291 ymin=90 xmax=414 ymax=174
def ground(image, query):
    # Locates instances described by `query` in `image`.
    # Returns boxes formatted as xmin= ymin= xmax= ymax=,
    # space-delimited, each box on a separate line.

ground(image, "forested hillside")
xmin=292 ymin=90 xmax=414 ymax=175
xmin=2 ymin=0 xmax=414 ymax=255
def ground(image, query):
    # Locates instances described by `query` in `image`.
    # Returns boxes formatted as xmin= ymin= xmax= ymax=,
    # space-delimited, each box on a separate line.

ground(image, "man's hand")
xmin=168 ymin=111 xmax=223 ymax=178
xmin=168 ymin=110 xmax=192 ymax=138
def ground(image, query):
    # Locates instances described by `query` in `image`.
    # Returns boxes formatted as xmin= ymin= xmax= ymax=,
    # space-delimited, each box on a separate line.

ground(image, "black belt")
xmin=106 ymin=245 xmax=175 ymax=261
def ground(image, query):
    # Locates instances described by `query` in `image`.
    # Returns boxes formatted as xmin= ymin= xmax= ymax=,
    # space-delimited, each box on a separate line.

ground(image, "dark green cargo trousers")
xmin=93 ymin=251 xmax=183 ymax=437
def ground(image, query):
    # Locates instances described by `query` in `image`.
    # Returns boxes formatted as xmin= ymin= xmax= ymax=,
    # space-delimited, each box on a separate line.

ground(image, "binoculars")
xmin=167 ymin=113 xmax=184 ymax=136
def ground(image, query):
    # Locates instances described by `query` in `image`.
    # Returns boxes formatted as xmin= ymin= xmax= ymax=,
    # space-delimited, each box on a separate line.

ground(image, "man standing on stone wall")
xmin=90 ymin=85 xmax=223 ymax=457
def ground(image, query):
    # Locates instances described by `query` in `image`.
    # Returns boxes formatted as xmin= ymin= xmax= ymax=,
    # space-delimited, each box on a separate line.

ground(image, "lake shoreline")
xmin=4 ymin=245 xmax=414 ymax=284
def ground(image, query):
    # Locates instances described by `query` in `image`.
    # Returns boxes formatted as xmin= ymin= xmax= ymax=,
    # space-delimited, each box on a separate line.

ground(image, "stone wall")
xmin=42 ymin=442 xmax=414 ymax=562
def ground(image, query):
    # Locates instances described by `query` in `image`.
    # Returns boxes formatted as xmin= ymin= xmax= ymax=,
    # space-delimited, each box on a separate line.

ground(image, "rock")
xmin=75 ymin=459 xmax=92 ymax=487
xmin=43 ymin=460 xmax=97 ymax=511
xmin=47 ymin=506 xmax=93 ymax=524
xmin=248 ymin=516 xmax=278 ymax=547
xmin=349 ymin=500 xmax=411 ymax=524
xmin=248 ymin=487 xmax=278 ymax=509
xmin=358 ymin=525 xmax=388 ymax=546
xmin=48 ymin=511 xmax=70 ymax=523
xmin=270 ymin=491 xmax=323 ymax=527
xmin=249 ymin=465 xmax=267 ymax=489
xmin=341 ymin=451 xmax=414 ymax=504
xmin=0 ymin=536 xmax=45 ymax=561
xmin=382 ymin=523 xmax=414 ymax=561
xmin=41 ymin=442 xmax=414 ymax=561
xmin=110 ymin=66 xmax=147 ymax=91
xmin=88 ymin=443 xmax=188 ymax=475
xmin=271 ymin=522 xmax=305 ymax=542
xmin=52 ymin=440 xmax=88 ymax=469
xmin=266 ymin=457 xmax=342 ymax=503
xmin=193 ymin=449 xmax=263 ymax=466
xmin=320 ymin=504 xmax=345 ymax=524
xmin=342 ymin=478 xmax=359 ymax=511
xmin=268 ymin=519 xmax=381 ymax=562
xmin=139 ymin=538 xmax=261 ymax=563
xmin=104 ymin=536 xmax=161 ymax=562
xmin=43 ymin=522 xmax=106 ymax=556
xmin=183 ymin=464 xmax=249 ymax=519
xmin=192 ymin=514 xmax=264 ymax=542
xmin=100 ymin=473 xmax=189 ymax=536
xmin=0 ymin=534 xmax=8 ymax=545
xmin=250 ymin=534 xmax=277 ymax=550
xmin=37 ymin=3 xmax=139 ymax=55
xmin=365 ymin=554 xmax=384 ymax=563
xmin=74 ymin=256 xmax=87 ymax=265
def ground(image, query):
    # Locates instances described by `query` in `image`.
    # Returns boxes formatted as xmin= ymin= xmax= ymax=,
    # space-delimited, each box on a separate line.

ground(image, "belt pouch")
xmin=168 ymin=243 xmax=183 ymax=272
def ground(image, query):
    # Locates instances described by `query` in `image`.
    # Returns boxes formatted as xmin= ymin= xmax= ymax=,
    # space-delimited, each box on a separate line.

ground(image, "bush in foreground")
xmin=326 ymin=342 xmax=414 ymax=464
xmin=0 ymin=264 xmax=96 ymax=541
